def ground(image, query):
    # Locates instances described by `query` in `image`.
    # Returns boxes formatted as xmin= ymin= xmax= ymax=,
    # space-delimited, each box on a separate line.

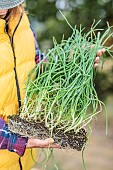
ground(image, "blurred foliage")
xmin=26 ymin=0 xmax=113 ymax=99
xmin=26 ymin=0 xmax=113 ymax=49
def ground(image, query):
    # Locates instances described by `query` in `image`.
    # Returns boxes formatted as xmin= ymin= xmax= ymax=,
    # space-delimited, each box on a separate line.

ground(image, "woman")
xmin=0 ymin=0 xmax=59 ymax=170
xmin=0 ymin=0 xmax=104 ymax=170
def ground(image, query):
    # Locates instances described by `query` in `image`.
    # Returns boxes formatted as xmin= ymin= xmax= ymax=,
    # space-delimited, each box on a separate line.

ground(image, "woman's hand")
xmin=94 ymin=48 xmax=105 ymax=68
xmin=27 ymin=138 xmax=60 ymax=148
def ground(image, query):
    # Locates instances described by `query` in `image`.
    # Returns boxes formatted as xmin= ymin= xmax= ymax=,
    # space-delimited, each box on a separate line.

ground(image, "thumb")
xmin=44 ymin=138 xmax=54 ymax=145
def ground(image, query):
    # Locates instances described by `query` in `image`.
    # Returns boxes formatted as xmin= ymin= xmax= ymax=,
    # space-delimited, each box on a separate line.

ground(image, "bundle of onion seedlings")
xmin=8 ymin=20 xmax=113 ymax=152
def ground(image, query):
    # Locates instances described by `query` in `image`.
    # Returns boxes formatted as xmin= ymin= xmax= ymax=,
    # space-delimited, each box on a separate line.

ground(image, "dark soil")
xmin=8 ymin=114 xmax=87 ymax=151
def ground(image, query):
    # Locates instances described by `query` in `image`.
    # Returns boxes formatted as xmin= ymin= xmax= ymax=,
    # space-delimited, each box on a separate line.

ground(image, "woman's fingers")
xmin=82 ymin=44 xmax=105 ymax=68
xmin=97 ymin=48 xmax=105 ymax=56
xmin=37 ymin=143 xmax=60 ymax=148
xmin=91 ymin=44 xmax=105 ymax=56
xmin=97 ymin=50 xmax=102 ymax=56
xmin=33 ymin=138 xmax=54 ymax=147
xmin=38 ymin=138 xmax=60 ymax=148
xmin=94 ymin=63 xmax=98 ymax=68
xmin=94 ymin=48 xmax=105 ymax=68
xmin=94 ymin=56 xmax=100 ymax=68
xmin=94 ymin=56 xmax=100 ymax=63
xmin=27 ymin=138 xmax=60 ymax=148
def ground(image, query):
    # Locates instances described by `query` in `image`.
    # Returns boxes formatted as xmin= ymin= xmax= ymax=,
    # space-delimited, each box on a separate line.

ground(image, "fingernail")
xmin=50 ymin=138 xmax=54 ymax=143
xmin=102 ymin=49 xmax=105 ymax=53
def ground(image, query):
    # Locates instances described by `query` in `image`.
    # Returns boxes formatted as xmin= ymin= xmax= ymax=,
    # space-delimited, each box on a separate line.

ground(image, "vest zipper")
xmin=5 ymin=14 xmax=23 ymax=108
xmin=19 ymin=157 xmax=23 ymax=170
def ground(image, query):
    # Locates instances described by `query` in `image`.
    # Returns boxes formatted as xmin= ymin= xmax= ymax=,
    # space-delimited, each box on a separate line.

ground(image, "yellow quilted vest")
xmin=0 ymin=13 xmax=37 ymax=170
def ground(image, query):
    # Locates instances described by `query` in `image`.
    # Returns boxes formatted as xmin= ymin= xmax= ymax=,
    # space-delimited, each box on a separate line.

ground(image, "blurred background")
xmin=26 ymin=0 xmax=113 ymax=169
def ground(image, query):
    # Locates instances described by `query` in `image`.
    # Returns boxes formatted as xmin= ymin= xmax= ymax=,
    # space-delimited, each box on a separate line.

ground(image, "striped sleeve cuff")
xmin=7 ymin=132 xmax=28 ymax=156
xmin=0 ymin=118 xmax=28 ymax=157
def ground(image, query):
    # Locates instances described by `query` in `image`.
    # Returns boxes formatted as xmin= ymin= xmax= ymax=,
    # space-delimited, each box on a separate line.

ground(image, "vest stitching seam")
xmin=1 ymin=101 xmax=18 ymax=108
xmin=0 ymin=69 xmax=14 ymax=79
